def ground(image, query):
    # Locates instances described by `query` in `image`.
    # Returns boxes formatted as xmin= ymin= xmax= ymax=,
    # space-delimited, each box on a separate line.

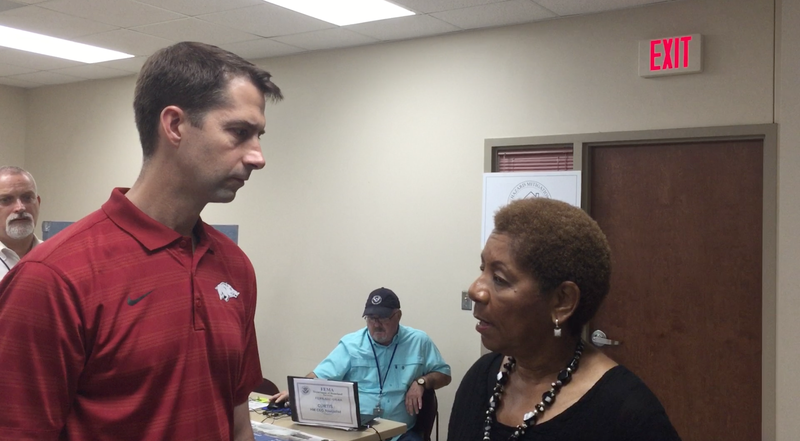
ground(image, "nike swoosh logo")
xmin=127 ymin=290 xmax=154 ymax=306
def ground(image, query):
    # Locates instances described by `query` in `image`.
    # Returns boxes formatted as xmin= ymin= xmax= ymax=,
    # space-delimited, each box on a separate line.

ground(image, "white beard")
xmin=6 ymin=214 xmax=34 ymax=240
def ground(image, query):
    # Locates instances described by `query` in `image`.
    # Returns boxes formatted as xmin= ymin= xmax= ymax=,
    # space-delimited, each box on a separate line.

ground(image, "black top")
xmin=448 ymin=352 xmax=681 ymax=441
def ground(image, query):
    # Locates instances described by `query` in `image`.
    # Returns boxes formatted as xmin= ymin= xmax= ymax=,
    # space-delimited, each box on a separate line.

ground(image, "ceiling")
xmin=0 ymin=0 xmax=674 ymax=89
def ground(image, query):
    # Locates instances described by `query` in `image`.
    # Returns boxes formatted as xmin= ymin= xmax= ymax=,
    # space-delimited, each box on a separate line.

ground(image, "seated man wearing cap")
xmin=273 ymin=287 xmax=451 ymax=441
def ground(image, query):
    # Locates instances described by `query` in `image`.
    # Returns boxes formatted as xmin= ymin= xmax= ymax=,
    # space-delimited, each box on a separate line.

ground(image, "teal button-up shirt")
xmin=314 ymin=325 xmax=451 ymax=434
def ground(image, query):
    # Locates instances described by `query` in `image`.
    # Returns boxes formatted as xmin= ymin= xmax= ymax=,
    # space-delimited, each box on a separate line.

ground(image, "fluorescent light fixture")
xmin=264 ymin=0 xmax=414 ymax=26
xmin=0 ymin=25 xmax=133 ymax=64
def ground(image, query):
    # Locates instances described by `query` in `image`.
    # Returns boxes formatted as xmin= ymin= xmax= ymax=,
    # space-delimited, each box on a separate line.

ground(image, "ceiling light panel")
xmin=263 ymin=0 xmax=414 ymax=26
xmin=0 ymin=25 xmax=134 ymax=63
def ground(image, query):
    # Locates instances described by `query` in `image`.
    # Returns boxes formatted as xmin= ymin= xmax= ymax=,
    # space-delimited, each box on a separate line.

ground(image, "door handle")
xmin=591 ymin=330 xmax=621 ymax=347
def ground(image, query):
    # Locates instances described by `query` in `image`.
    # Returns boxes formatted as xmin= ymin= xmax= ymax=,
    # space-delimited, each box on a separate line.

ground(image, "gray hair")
xmin=0 ymin=166 xmax=38 ymax=194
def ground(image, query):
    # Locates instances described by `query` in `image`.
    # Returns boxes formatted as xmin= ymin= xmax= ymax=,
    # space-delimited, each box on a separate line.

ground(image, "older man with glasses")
xmin=0 ymin=166 xmax=41 ymax=280
xmin=272 ymin=287 xmax=451 ymax=441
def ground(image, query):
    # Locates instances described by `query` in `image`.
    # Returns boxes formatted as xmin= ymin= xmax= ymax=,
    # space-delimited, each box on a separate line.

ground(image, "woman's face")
xmin=469 ymin=232 xmax=553 ymax=355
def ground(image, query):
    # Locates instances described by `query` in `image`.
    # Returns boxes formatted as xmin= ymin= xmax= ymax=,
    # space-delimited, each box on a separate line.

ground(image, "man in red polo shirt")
xmin=0 ymin=42 xmax=282 ymax=440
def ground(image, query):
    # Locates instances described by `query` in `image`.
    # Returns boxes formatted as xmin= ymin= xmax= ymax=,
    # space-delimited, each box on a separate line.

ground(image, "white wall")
xmin=0 ymin=85 xmax=27 ymax=166
xmin=20 ymin=0 xmax=792 ymax=438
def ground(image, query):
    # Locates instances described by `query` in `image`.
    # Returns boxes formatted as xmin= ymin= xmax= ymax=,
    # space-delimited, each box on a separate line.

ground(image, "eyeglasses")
xmin=364 ymin=311 xmax=399 ymax=325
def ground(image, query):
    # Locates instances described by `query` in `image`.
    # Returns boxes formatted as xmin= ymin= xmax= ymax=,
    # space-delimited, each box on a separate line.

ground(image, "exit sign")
xmin=639 ymin=34 xmax=702 ymax=78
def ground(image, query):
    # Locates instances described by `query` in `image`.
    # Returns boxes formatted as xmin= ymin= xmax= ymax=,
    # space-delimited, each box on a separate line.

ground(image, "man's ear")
xmin=159 ymin=106 xmax=185 ymax=147
xmin=551 ymin=281 xmax=580 ymax=325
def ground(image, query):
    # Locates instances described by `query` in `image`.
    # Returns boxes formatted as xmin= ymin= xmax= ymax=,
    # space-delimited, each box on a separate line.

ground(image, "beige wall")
xmin=24 ymin=76 xmax=141 ymax=227
xmin=776 ymin=0 xmax=800 ymax=439
xmin=11 ymin=0 xmax=799 ymax=438
xmin=0 ymin=85 xmax=27 ymax=167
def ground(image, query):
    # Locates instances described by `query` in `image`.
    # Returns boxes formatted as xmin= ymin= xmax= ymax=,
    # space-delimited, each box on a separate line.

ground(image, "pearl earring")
xmin=554 ymin=319 xmax=562 ymax=337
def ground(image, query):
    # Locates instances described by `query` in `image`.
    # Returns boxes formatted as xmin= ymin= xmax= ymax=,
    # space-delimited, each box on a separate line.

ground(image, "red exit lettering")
xmin=650 ymin=35 xmax=692 ymax=71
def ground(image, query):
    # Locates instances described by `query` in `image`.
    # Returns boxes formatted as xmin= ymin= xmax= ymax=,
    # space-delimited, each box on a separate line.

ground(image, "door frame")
xmin=484 ymin=124 xmax=778 ymax=441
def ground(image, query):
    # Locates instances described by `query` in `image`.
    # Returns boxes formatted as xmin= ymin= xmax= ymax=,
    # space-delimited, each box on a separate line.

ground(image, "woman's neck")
xmin=511 ymin=336 xmax=581 ymax=382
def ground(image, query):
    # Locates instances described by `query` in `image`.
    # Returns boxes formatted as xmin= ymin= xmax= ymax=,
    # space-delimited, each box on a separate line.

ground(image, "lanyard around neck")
xmin=370 ymin=337 xmax=398 ymax=396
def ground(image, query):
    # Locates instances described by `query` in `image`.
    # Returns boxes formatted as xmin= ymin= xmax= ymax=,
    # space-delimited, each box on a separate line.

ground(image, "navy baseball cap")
xmin=363 ymin=287 xmax=401 ymax=318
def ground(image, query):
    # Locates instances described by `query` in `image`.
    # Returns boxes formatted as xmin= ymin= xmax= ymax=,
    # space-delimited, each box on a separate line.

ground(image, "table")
xmin=249 ymin=395 xmax=406 ymax=441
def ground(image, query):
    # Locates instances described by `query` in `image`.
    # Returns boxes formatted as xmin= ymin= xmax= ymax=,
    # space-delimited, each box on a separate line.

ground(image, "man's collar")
xmin=391 ymin=324 xmax=405 ymax=343
xmin=0 ymin=235 xmax=41 ymax=257
xmin=102 ymin=188 xmax=209 ymax=252
xmin=0 ymin=241 xmax=11 ymax=258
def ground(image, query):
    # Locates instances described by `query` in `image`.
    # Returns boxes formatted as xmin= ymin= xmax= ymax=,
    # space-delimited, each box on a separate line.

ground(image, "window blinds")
xmin=496 ymin=147 xmax=573 ymax=172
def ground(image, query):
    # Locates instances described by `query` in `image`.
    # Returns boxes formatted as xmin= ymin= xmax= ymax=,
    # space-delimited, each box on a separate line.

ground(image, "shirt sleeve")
xmin=421 ymin=334 xmax=451 ymax=376
xmin=614 ymin=376 xmax=683 ymax=441
xmin=313 ymin=341 xmax=353 ymax=380
xmin=0 ymin=262 xmax=85 ymax=440
xmin=447 ymin=353 xmax=500 ymax=441
xmin=234 ymin=267 xmax=262 ymax=405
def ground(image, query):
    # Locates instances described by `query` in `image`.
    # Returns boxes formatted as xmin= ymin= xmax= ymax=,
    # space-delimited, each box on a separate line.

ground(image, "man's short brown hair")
xmin=133 ymin=41 xmax=283 ymax=158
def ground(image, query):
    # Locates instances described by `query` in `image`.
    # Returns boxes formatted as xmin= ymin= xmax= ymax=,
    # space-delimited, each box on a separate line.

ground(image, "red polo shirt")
xmin=0 ymin=188 xmax=262 ymax=440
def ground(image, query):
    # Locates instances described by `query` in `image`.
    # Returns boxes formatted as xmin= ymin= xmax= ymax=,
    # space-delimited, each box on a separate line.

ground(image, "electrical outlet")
xmin=461 ymin=291 xmax=472 ymax=310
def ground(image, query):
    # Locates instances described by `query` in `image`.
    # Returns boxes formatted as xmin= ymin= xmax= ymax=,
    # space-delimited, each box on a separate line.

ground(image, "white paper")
xmin=249 ymin=399 xmax=269 ymax=411
xmin=482 ymin=171 xmax=582 ymax=247
xmin=251 ymin=421 xmax=332 ymax=441
xmin=292 ymin=378 xmax=359 ymax=429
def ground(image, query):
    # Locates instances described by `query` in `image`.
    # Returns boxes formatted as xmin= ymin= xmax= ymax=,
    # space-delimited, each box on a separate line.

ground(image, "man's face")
xmin=0 ymin=173 xmax=40 ymax=243
xmin=178 ymin=76 xmax=267 ymax=204
xmin=365 ymin=310 xmax=402 ymax=345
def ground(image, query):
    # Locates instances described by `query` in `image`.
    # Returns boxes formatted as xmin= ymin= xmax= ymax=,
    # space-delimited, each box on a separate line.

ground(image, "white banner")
xmin=482 ymin=171 xmax=582 ymax=246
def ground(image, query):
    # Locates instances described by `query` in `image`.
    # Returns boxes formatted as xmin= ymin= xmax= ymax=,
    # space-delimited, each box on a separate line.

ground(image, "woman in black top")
xmin=448 ymin=198 xmax=680 ymax=441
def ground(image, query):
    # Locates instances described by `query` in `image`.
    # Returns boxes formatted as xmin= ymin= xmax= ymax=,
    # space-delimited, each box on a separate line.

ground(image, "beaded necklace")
xmin=483 ymin=340 xmax=585 ymax=441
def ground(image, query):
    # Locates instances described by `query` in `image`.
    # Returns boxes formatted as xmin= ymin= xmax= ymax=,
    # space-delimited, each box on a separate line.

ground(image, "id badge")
xmin=373 ymin=405 xmax=382 ymax=416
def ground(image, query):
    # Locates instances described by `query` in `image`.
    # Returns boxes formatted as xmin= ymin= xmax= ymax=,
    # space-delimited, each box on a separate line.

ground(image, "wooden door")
xmin=588 ymin=139 xmax=763 ymax=441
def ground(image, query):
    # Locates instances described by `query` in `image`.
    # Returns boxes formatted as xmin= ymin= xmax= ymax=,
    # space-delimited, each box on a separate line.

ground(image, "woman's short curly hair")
xmin=493 ymin=198 xmax=611 ymax=336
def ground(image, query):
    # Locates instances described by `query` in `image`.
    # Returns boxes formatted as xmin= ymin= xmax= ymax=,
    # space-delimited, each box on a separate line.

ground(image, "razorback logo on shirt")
xmin=215 ymin=282 xmax=240 ymax=302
